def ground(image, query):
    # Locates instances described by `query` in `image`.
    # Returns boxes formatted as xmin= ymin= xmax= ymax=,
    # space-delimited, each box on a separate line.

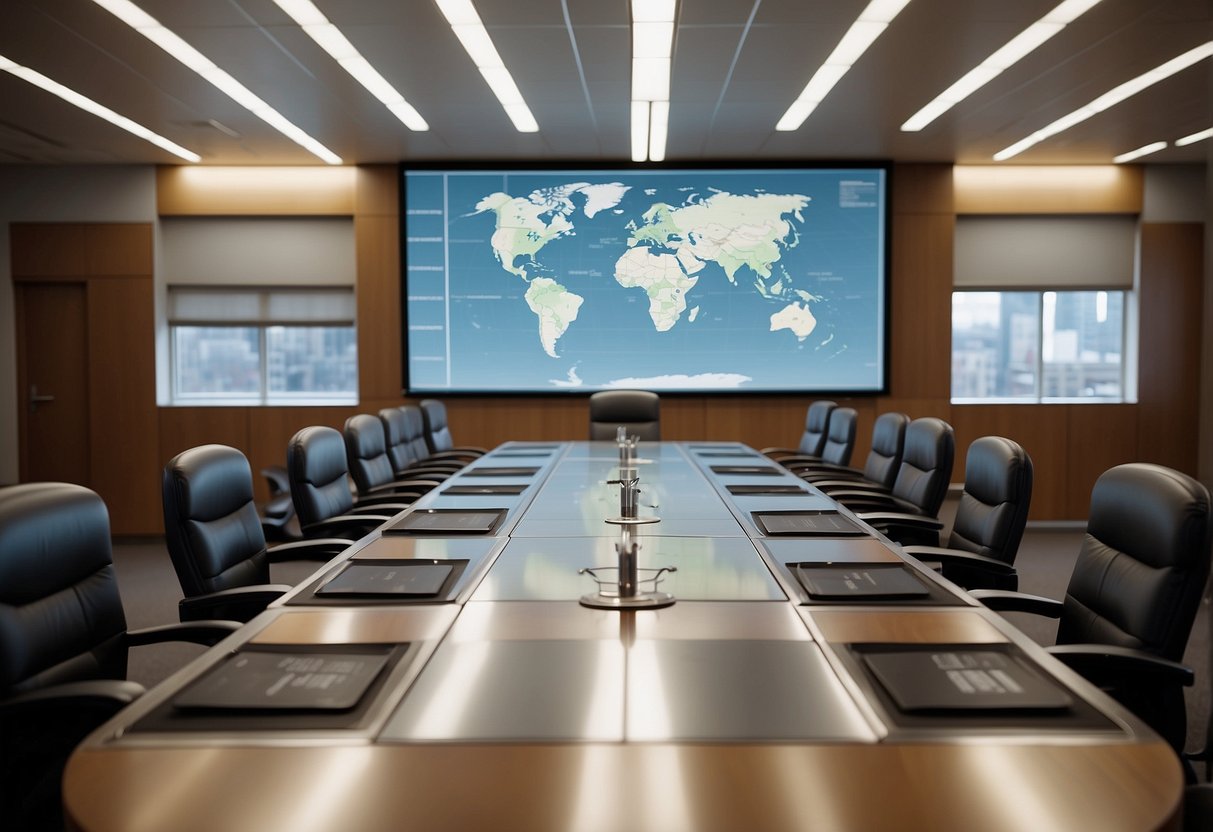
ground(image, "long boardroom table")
xmin=64 ymin=441 xmax=1182 ymax=831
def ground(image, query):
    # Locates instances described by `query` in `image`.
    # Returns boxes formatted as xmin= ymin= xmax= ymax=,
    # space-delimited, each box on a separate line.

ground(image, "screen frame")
xmin=398 ymin=159 xmax=892 ymax=398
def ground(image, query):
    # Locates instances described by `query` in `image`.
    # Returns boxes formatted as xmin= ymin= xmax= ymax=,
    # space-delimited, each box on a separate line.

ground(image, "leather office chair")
xmin=397 ymin=404 xmax=472 ymax=470
xmin=781 ymin=406 xmax=856 ymax=470
xmin=761 ymin=400 xmax=836 ymax=461
xmin=899 ymin=436 xmax=1033 ymax=591
xmin=258 ymin=463 xmax=297 ymax=541
xmin=419 ymin=399 xmax=487 ymax=461
xmin=162 ymin=444 xmax=350 ymax=623
xmin=825 ymin=416 xmax=955 ymax=546
xmin=793 ymin=411 xmax=909 ymax=489
xmin=343 ymin=414 xmax=441 ymax=500
xmin=588 ymin=390 xmax=661 ymax=441
xmin=0 ymin=482 xmax=238 ymax=831
xmin=379 ymin=407 xmax=460 ymax=481
xmin=972 ymin=463 xmax=1212 ymax=752
xmin=287 ymin=426 xmax=413 ymax=539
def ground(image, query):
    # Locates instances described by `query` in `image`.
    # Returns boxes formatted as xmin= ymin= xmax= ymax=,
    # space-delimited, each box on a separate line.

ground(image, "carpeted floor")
xmin=110 ymin=522 xmax=1213 ymax=761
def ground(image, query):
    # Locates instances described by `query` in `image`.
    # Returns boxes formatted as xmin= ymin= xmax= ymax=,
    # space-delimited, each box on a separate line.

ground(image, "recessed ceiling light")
xmin=902 ymin=0 xmax=1103 ymax=132
xmin=776 ymin=0 xmax=911 ymax=132
xmin=434 ymin=0 xmax=539 ymax=132
xmin=1175 ymin=127 xmax=1213 ymax=146
xmin=993 ymin=40 xmax=1213 ymax=161
xmin=0 ymin=52 xmax=200 ymax=162
xmin=1112 ymin=141 xmax=1167 ymax=163
xmin=90 ymin=0 xmax=341 ymax=164
xmin=630 ymin=0 xmax=676 ymax=162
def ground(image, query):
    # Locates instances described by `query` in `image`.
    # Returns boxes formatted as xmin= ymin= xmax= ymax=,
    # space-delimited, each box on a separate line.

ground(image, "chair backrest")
xmin=1059 ymin=463 xmax=1211 ymax=662
xmin=0 ymin=483 xmax=129 ymax=695
xmin=379 ymin=407 xmax=414 ymax=475
xmin=946 ymin=436 xmax=1033 ymax=565
xmin=162 ymin=444 xmax=271 ymax=599
xmin=889 ymin=417 xmax=955 ymax=517
xmin=419 ymin=399 xmax=455 ymax=453
xmin=862 ymin=412 xmax=909 ymax=489
xmin=399 ymin=405 xmax=434 ymax=465
xmin=799 ymin=400 xmax=837 ymax=456
xmin=344 ymin=414 xmax=397 ymax=495
xmin=588 ymin=390 xmax=661 ymax=441
xmin=818 ymin=407 xmax=857 ymax=467
xmin=287 ymin=425 xmax=356 ymax=529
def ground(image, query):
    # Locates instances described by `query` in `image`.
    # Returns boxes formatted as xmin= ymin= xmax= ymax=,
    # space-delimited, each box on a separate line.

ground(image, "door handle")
xmin=29 ymin=384 xmax=55 ymax=413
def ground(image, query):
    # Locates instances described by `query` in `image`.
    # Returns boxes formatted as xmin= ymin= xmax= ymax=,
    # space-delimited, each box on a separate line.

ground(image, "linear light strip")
xmin=434 ymin=0 xmax=538 ymax=132
xmin=994 ymin=40 xmax=1213 ymax=161
xmin=1175 ymin=127 xmax=1213 ymax=146
xmin=274 ymin=0 xmax=427 ymax=131
xmin=902 ymin=0 xmax=1103 ymax=132
xmin=630 ymin=0 xmax=676 ymax=162
xmin=90 ymin=0 xmax=342 ymax=164
xmin=776 ymin=0 xmax=911 ymax=131
xmin=1112 ymin=141 xmax=1167 ymax=163
xmin=0 ymin=52 xmax=200 ymax=161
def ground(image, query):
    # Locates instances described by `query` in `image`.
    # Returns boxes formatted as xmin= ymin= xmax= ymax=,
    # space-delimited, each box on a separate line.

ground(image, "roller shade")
xmin=954 ymin=216 xmax=1136 ymax=289
xmin=160 ymin=217 xmax=355 ymax=286
xmin=168 ymin=287 xmax=355 ymax=325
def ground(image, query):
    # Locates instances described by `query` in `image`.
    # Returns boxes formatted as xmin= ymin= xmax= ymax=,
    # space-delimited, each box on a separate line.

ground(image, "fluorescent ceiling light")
xmin=777 ymin=0 xmax=910 ymax=131
xmin=994 ymin=40 xmax=1213 ymax=160
xmin=902 ymin=1 xmax=1103 ymax=132
xmin=630 ymin=1 xmax=676 ymax=162
xmin=1175 ymin=127 xmax=1213 ymax=146
xmin=91 ymin=0 xmax=341 ymax=164
xmin=1112 ymin=141 xmax=1167 ymax=163
xmin=649 ymin=100 xmax=669 ymax=163
xmin=0 ymin=52 xmax=200 ymax=162
xmin=631 ymin=100 xmax=650 ymax=162
xmin=273 ymin=0 xmax=427 ymax=131
xmin=434 ymin=0 xmax=539 ymax=133
xmin=632 ymin=0 xmax=676 ymax=23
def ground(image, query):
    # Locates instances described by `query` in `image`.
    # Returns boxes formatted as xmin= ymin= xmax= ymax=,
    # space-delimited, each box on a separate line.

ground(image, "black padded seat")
xmin=162 ymin=444 xmax=348 ymax=622
xmin=796 ymin=411 xmax=908 ymax=489
xmin=343 ymin=414 xmax=440 ymax=499
xmin=761 ymin=400 xmax=836 ymax=461
xmin=379 ymin=407 xmax=459 ymax=480
xmin=588 ymin=390 xmax=661 ymax=441
xmin=0 ymin=483 xmax=237 ymax=830
xmin=418 ymin=399 xmax=487 ymax=459
xmin=901 ymin=436 xmax=1033 ymax=590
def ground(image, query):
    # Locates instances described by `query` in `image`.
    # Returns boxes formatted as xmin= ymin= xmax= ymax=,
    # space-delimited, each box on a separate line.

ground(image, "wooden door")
xmin=17 ymin=281 xmax=91 ymax=484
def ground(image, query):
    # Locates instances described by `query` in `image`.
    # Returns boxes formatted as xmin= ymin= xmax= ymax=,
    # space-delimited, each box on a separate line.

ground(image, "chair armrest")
xmin=124 ymin=620 xmax=241 ymax=647
xmin=302 ymin=512 xmax=396 ymax=538
xmin=1046 ymin=644 xmax=1195 ymax=687
xmin=815 ymin=480 xmax=890 ymax=494
xmin=354 ymin=491 xmax=422 ymax=508
xmin=769 ymin=453 xmax=822 ymax=467
xmin=901 ymin=546 xmax=1016 ymax=576
xmin=858 ymin=511 xmax=942 ymax=532
xmin=826 ymin=490 xmax=901 ymax=512
xmin=425 ymin=451 xmax=478 ymax=463
xmin=759 ymin=446 xmax=798 ymax=457
xmin=2 ymin=679 xmax=146 ymax=718
xmin=368 ymin=478 xmax=441 ymax=494
xmin=178 ymin=585 xmax=293 ymax=623
xmin=787 ymin=461 xmax=858 ymax=476
xmin=267 ymin=537 xmax=350 ymax=561
xmin=449 ymin=445 xmax=488 ymax=455
xmin=968 ymin=589 xmax=1064 ymax=617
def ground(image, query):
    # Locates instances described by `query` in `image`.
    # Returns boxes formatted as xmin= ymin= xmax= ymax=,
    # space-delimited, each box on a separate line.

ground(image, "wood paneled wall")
xmin=13 ymin=164 xmax=1200 ymax=531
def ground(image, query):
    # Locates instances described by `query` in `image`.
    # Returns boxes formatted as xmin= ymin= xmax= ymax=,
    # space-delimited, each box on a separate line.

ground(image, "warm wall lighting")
xmin=90 ymin=0 xmax=341 ymax=163
xmin=776 ymin=0 xmax=911 ymax=131
xmin=994 ymin=40 xmax=1213 ymax=161
xmin=273 ymin=0 xmax=428 ymax=131
xmin=0 ymin=52 xmax=200 ymax=162
xmin=902 ymin=0 xmax=1103 ymax=132
xmin=631 ymin=0 xmax=676 ymax=162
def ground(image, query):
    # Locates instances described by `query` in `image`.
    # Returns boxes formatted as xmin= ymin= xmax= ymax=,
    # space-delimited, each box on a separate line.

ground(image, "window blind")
xmin=954 ymin=216 xmax=1136 ymax=289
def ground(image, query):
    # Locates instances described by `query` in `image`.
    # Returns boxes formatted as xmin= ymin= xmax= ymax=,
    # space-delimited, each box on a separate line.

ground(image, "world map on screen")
xmin=404 ymin=169 xmax=886 ymax=393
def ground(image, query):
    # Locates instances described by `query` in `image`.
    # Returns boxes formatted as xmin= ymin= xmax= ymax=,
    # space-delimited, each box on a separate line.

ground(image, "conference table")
xmin=64 ymin=441 xmax=1182 ymax=831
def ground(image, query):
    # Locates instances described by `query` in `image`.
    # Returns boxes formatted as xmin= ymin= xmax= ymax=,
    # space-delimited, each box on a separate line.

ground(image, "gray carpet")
xmin=110 ymin=524 xmax=1213 ymax=759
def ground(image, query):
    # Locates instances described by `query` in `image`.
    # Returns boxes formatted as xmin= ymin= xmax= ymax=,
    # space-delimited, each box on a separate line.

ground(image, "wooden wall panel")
xmin=10 ymin=223 xmax=87 ymax=276
xmin=84 ymin=224 xmax=154 ymax=275
xmin=158 ymin=408 xmax=251 ymax=468
xmin=702 ymin=397 xmax=812 ymax=449
xmin=87 ymin=278 xmax=159 ymax=535
xmin=888 ymin=215 xmax=953 ymax=399
xmin=356 ymin=214 xmax=402 ymax=401
xmin=1065 ymin=405 xmax=1139 ymax=518
xmin=438 ymin=396 xmax=585 ymax=445
xmin=1137 ymin=222 xmax=1203 ymax=475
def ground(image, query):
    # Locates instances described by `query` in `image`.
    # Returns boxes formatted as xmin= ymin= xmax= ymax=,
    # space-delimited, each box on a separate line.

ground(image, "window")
xmin=952 ymin=290 xmax=1127 ymax=403
xmin=168 ymin=287 xmax=357 ymax=404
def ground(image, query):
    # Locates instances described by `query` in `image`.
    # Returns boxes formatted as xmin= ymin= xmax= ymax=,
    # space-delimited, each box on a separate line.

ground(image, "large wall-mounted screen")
xmin=402 ymin=164 xmax=889 ymax=395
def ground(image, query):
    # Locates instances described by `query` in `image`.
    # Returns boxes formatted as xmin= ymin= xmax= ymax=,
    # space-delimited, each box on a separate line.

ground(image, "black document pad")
xmin=754 ymin=510 xmax=869 ymax=536
xmin=383 ymin=508 xmax=505 ymax=535
xmin=174 ymin=648 xmax=391 ymax=712
xmin=462 ymin=466 xmax=539 ymax=477
xmin=797 ymin=565 xmax=930 ymax=599
xmin=318 ymin=562 xmax=453 ymax=597
xmin=711 ymin=464 xmax=782 ymax=475
xmin=442 ymin=483 xmax=528 ymax=495
xmin=727 ymin=484 xmax=808 ymax=496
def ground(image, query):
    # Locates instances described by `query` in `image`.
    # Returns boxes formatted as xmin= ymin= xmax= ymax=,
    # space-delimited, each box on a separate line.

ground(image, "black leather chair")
xmin=0 ymin=482 xmax=238 ymax=831
xmin=258 ymin=463 xmax=297 ymax=541
xmin=900 ymin=436 xmax=1033 ymax=591
xmin=761 ymin=400 xmax=836 ymax=461
xmin=588 ymin=390 xmax=661 ymax=441
xmin=162 ymin=444 xmax=350 ymax=623
xmin=825 ymin=416 xmax=955 ymax=546
xmin=972 ymin=463 xmax=1212 ymax=752
xmin=782 ymin=406 xmax=856 ymax=470
xmin=793 ymin=411 xmax=908 ymax=489
xmin=343 ymin=414 xmax=442 ymax=500
xmin=379 ymin=407 xmax=460 ymax=481
xmin=287 ymin=426 xmax=413 ymax=539
xmin=419 ymin=399 xmax=487 ymax=460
